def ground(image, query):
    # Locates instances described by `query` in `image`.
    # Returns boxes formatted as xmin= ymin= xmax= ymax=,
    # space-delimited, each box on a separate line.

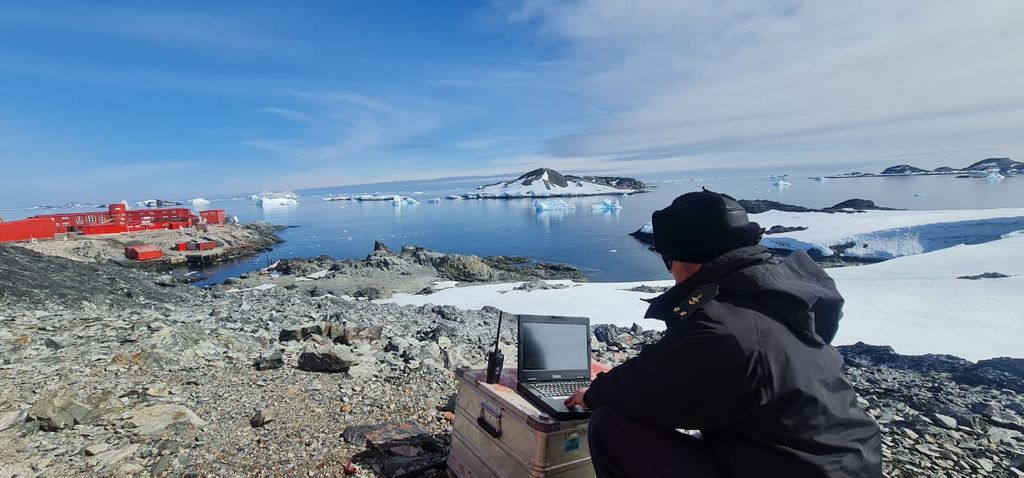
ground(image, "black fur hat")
xmin=652 ymin=189 xmax=763 ymax=264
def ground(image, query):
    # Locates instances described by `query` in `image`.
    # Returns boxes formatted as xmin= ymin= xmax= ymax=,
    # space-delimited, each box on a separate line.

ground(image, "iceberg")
xmin=639 ymin=222 xmax=654 ymax=234
xmin=253 ymin=191 xmax=297 ymax=200
xmin=534 ymin=199 xmax=576 ymax=211
xmin=773 ymin=179 xmax=792 ymax=188
xmin=445 ymin=195 xmax=462 ymax=200
xmin=258 ymin=197 xmax=298 ymax=208
xmin=428 ymin=198 xmax=442 ymax=204
xmin=812 ymin=176 xmax=828 ymax=182
xmin=591 ymin=199 xmax=623 ymax=211
xmin=191 ymin=198 xmax=210 ymax=206
xmin=322 ymin=195 xmax=352 ymax=201
xmin=987 ymin=172 xmax=1005 ymax=181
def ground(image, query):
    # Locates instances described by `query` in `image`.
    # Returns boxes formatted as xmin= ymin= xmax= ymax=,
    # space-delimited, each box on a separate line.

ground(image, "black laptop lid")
xmin=517 ymin=315 xmax=591 ymax=382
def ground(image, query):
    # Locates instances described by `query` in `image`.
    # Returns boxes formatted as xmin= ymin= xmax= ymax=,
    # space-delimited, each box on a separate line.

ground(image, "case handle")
xmin=478 ymin=400 xmax=502 ymax=438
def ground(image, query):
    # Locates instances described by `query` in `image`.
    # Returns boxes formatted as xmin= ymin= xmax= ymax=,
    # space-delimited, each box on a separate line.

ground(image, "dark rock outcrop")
xmin=881 ymin=165 xmax=929 ymax=175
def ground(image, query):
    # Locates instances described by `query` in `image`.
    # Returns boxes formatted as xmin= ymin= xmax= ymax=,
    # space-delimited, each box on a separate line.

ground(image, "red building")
xmin=0 ymin=217 xmax=58 ymax=243
xmin=0 ymin=204 xmax=229 ymax=243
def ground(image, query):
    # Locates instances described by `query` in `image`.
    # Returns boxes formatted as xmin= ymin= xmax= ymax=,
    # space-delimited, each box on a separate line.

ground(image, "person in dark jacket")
xmin=564 ymin=190 xmax=882 ymax=477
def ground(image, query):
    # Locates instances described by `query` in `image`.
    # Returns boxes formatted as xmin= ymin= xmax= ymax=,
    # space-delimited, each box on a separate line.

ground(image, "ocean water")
xmin=187 ymin=171 xmax=1024 ymax=286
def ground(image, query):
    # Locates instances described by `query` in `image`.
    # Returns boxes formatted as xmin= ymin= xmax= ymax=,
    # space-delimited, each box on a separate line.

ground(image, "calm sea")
xmin=188 ymin=170 xmax=1024 ymax=285
xmin=4 ymin=169 xmax=1021 ymax=285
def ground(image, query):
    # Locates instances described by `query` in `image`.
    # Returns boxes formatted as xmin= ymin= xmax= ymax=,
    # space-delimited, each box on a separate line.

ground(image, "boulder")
xmin=249 ymin=408 xmax=275 ymax=428
xmin=127 ymin=405 xmax=207 ymax=436
xmin=29 ymin=392 xmax=93 ymax=431
xmin=278 ymin=324 xmax=323 ymax=343
xmin=253 ymin=350 xmax=284 ymax=371
xmin=298 ymin=345 xmax=360 ymax=373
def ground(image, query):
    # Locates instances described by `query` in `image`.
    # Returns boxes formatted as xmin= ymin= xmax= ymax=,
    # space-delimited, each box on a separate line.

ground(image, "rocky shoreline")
xmin=1 ymin=245 xmax=1022 ymax=477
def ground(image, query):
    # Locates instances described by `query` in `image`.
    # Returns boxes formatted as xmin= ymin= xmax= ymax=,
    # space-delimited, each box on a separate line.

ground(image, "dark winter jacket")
xmin=584 ymin=245 xmax=882 ymax=477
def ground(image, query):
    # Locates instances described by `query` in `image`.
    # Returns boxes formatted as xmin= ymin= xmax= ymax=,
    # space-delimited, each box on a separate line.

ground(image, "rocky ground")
xmin=17 ymin=222 xmax=282 ymax=268
xmin=1 ymin=245 xmax=1022 ymax=477
xmin=222 ymin=241 xmax=585 ymax=301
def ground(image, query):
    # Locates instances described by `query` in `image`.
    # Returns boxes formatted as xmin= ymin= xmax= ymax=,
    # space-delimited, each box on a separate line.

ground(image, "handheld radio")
xmin=485 ymin=311 xmax=505 ymax=384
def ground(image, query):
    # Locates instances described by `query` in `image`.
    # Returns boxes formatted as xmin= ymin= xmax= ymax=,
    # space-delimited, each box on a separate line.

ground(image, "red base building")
xmin=0 ymin=204 xmax=228 ymax=244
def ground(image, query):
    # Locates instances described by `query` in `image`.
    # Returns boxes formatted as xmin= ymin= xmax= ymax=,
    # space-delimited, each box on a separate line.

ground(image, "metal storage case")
xmin=448 ymin=367 xmax=596 ymax=478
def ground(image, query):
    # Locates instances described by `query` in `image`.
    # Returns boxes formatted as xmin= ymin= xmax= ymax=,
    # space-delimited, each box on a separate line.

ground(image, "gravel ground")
xmin=0 ymin=245 xmax=1022 ymax=477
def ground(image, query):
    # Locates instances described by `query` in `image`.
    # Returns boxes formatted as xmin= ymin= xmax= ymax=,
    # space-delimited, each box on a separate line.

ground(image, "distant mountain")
xmin=832 ymin=157 xmax=1021 ymax=179
xmin=881 ymin=165 xmax=930 ymax=175
xmin=965 ymin=158 xmax=1023 ymax=174
xmin=465 ymin=168 xmax=646 ymax=199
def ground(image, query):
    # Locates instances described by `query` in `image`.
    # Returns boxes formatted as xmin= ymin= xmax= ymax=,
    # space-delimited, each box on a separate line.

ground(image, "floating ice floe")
xmin=428 ymin=198 xmax=442 ymax=204
xmin=322 ymin=195 xmax=351 ymax=201
xmin=413 ymin=191 xmax=424 ymax=195
xmin=987 ymin=172 xmax=1005 ymax=181
xmin=812 ymin=176 xmax=828 ymax=182
xmin=591 ymin=199 xmax=622 ymax=211
xmin=191 ymin=198 xmax=210 ymax=206
xmin=392 ymin=196 xmax=419 ymax=206
xmin=445 ymin=195 xmax=461 ymax=200
xmin=773 ymin=179 xmax=792 ymax=188
xmin=534 ymin=199 xmax=576 ymax=211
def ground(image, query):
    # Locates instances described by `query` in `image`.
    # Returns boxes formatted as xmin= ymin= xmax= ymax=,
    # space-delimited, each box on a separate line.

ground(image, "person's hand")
xmin=564 ymin=387 xmax=589 ymax=410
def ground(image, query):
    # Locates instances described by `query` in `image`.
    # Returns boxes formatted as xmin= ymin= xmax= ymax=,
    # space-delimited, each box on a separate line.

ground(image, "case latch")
xmin=477 ymin=400 xmax=503 ymax=438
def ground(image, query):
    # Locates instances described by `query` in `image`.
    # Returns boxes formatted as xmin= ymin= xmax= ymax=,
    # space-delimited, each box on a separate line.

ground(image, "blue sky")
xmin=1 ymin=1 xmax=1023 ymax=205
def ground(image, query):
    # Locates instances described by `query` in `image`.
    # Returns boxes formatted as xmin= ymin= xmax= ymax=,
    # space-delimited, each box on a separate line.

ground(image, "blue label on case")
xmin=565 ymin=436 xmax=581 ymax=452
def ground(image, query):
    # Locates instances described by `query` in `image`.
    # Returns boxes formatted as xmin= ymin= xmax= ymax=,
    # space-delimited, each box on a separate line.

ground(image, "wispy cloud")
xmin=506 ymin=0 xmax=1024 ymax=168
xmin=261 ymin=107 xmax=317 ymax=124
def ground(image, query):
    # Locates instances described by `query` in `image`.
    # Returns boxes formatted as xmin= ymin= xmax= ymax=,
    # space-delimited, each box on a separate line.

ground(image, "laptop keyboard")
xmin=530 ymin=380 xmax=592 ymax=398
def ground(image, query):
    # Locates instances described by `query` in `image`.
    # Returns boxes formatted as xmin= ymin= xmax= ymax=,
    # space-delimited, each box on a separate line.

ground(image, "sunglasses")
xmin=661 ymin=253 xmax=673 ymax=271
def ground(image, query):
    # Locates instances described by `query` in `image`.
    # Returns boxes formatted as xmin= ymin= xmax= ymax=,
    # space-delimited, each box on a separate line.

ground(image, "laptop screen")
xmin=520 ymin=322 xmax=590 ymax=372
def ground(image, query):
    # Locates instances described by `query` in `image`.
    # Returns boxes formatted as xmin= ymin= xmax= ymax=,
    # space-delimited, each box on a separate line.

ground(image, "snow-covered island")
xmin=461 ymin=167 xmax=646 ymax=199
xmin=827 ymin=157 xmax=1022 ymax=179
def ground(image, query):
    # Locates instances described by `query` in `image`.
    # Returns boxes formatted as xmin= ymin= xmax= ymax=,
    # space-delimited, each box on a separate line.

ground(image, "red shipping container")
xmin=0 ymin=218 xmax=58 ymax=243
xmin=174 ymin=242 xmax=190 ymax=251
xmin=196 ymin=241 xmax=217 ymax=251
xmin=125 ymin=245 xmax=163 ymax=261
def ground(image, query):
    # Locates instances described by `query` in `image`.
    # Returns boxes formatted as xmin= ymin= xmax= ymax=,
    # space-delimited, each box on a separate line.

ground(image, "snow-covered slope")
xmin=387 ymin=233 xmax=1023 ymax=360
xmin=755 ymin=208 xmax=1024 ymax=259
xmin=468 ymin=168 xmax=642 ymax=198
xmin=829 ymin=232 xmax=1024 ymax=360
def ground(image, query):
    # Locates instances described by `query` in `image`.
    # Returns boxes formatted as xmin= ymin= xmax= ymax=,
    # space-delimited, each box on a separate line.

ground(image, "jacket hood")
xmin=645 ymin=245 xmax=844 ymax=346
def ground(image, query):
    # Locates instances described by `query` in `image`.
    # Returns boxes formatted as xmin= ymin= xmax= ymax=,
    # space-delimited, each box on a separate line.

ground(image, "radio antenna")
xmin=492 ymin=311 xmax=503 ymax=354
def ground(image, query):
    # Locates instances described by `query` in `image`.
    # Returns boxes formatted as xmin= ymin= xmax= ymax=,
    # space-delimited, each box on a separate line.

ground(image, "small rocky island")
xmin=461 ymin=167 xmax=646 ymax=199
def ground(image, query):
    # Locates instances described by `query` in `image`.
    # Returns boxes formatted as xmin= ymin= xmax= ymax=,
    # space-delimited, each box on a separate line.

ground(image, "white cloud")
xmin=507 ymin=0 xmax=1024 ymax=169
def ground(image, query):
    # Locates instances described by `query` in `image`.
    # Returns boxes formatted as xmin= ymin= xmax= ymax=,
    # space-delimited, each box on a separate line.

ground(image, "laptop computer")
xmin=515 ymin=314 xmax=593 ymax=421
